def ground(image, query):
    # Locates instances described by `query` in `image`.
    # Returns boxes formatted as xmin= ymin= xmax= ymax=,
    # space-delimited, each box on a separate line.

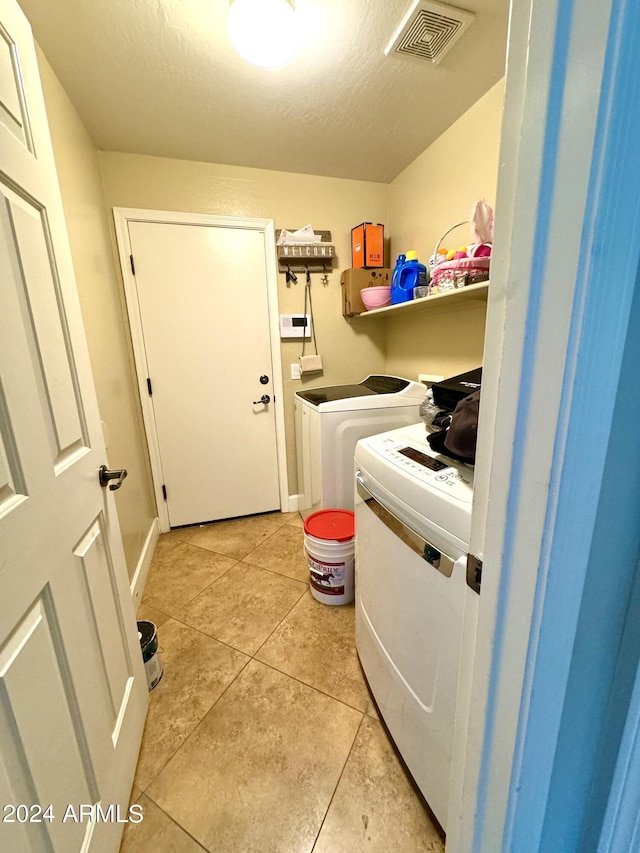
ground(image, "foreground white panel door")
xmin=0 ymin=3 xmax=148 ymax=851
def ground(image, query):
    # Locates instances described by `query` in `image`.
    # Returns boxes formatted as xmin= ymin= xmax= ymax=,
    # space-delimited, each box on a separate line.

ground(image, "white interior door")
xmin=126 ymin=219 xmax=281 ymax=528
xmin=0 ymin=4 xmax=148 ymax=851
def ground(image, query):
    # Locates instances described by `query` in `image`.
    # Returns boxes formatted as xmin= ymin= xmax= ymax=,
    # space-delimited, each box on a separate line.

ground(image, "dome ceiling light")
xmin=227 ymin=0 xmax=301 ymax=69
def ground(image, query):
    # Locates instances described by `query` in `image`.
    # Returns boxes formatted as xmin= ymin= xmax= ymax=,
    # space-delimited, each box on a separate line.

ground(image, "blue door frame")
xmin=473 ymin=0 xmax=640 ymax=848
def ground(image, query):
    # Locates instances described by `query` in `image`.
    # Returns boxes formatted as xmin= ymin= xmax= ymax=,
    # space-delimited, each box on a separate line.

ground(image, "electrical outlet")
xmin=291 ymin=362 xmax=301 ymax=380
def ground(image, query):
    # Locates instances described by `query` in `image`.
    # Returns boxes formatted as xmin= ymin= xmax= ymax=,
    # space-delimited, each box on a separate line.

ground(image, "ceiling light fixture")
xmin=227 ymin=0 xmax=301 ymax=69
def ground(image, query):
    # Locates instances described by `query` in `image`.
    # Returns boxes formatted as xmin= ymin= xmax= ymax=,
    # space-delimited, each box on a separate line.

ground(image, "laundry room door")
xmin=123 ymin=217 xmax=282 ymax=528
xmin=0 ymin=3 xmax=148 ymax=851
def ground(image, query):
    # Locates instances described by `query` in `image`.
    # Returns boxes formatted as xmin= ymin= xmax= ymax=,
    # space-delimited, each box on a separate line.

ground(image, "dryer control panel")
xmin=365 ymin=433 xmax=473 ymax=503
xmin=397 ymin=445 xmax=447 ymax=471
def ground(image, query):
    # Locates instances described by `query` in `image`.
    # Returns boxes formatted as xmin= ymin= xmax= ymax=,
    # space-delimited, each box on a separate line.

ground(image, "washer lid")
xmin=297 ymin=384 xmax=373 ymax=405
xmin=296 ymin=376 xmax=426 ymax=406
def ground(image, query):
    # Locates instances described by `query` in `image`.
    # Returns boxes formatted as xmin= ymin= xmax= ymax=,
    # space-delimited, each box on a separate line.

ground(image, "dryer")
xmin=354 ymin=422 xmax=475 ymax=831
xmin=295 ymin=375 xmax=425 ymax=518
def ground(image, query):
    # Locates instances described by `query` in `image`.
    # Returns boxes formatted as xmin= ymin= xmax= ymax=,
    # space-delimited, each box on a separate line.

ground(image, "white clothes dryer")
xmin=294 ymin=376 xmax=425 ymax=518
xmin=354 ymin=422 xmax=476 ymax=831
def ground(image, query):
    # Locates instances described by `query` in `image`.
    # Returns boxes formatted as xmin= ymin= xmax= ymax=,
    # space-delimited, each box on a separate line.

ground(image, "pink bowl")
xmin=361 ymin=286 xmax=391 ymax=310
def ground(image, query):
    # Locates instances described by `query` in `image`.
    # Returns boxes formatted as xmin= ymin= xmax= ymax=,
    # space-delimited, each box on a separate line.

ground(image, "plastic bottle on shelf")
xmin=391 ymin=251 xmax=427 ymax=305
xmin=390 ymin=253 xmax=407 ymax=305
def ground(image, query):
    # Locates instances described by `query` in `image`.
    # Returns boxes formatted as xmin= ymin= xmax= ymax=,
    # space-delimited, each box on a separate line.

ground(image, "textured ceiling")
xmin=18 ymin=0 xmax=509 ymax=183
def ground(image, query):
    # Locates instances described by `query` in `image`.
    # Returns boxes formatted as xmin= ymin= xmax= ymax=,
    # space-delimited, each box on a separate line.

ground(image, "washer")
xmin=354 ymin=422 xmax=475 ymax=831
xmin=295 ymin=375 xmax=426 ymax=518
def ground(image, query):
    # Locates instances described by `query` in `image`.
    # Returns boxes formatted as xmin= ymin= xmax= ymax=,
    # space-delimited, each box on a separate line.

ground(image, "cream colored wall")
xmin=383 ymin=300 xmax=489 ymax=381
xmin=385 ymin=79 xmax=505 ymax=381
xmin=97 ymin=152 xmax=388 ymax=494
xmin=37 ymin=49 xmax=156 ymax=579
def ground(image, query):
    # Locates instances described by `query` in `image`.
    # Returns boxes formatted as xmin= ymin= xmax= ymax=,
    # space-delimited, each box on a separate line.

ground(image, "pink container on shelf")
xmin=360 ymin=286 xmax=391 ymax=310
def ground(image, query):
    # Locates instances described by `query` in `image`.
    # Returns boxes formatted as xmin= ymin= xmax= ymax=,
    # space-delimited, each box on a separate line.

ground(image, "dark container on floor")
xmin=137 ymin=620 xmax=164 ymax=691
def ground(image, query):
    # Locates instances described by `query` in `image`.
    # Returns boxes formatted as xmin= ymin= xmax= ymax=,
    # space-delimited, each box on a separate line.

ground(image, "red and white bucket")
xmin=304 ymin=509 xmax=355 ymax=605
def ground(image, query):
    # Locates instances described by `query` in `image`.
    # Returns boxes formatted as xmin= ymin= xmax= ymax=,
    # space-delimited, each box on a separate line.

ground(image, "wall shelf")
xmin=353 ymin=281 xmax=489 ymax=319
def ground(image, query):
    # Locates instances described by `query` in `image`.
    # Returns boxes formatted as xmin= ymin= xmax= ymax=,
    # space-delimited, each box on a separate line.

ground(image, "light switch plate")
xmin=291 ymin=362 xmax=301 ymax=380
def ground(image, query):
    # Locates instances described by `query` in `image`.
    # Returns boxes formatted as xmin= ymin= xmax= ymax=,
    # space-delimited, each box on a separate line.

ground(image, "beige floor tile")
xmin=134 ymin=619 xmax=249 ymax=790
xmin=313 ymin=716 xmax=445 ymax=853
xmin=280 ymin=510 xmax=305 ymax=528
xmin=151 ymin=528 xmax=198 ymax=563
xmin=141 ymin=542 xmax=237 ymax=615
xmin=159 ymin=527 xmax=197 ymax=546
xmin=244 ymin=523 xmax=309 ymax=582
xmin=178 ymin=562 xmax=306 ymax=655
xmin=365 ymin=697 xmax=380 ymax=720
xmin=120 ymin=794 xmax=205 ymax=852
xmin=186 ymin=513 xmax=284 ymax=559
xmin=358 ymin=668 xmax=381 ymax=719
xmin=256 ymin=592 xmax=370 ymax=711
xmin=136 ymin=602 xmax=171 ymax=630
xmin=147 ymin=660 xmax=362 ymax=853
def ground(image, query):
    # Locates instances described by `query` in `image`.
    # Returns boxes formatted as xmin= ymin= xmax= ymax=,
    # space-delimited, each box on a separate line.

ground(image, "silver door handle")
xmin=253 ymin=394 xmax=271 ymax=405
xmin=99 ymin=465 xmax=128 ymax=491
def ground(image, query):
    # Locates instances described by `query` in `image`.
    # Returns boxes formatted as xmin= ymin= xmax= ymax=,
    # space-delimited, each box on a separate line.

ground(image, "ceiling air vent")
xmin=385 ymin=0 xmax=475 ymax=65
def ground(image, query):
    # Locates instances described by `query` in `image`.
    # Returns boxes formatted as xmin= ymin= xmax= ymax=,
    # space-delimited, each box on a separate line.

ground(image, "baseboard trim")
xmin=288 ymin=494 xmax=303 ymax=512
xmin=130 ymin=518 xmax=160 ymax=609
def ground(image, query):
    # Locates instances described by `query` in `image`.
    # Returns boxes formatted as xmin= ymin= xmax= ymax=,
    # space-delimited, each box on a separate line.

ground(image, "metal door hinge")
xmin=466 ymin=553 xmax=482 ymax=594
xmin=147 ymin=378 xmax=153 ymax=396
xmin=130 ymin=254 xmax=136 ymax=275
xmin=162 ymin=484 xmax=167 ymax=500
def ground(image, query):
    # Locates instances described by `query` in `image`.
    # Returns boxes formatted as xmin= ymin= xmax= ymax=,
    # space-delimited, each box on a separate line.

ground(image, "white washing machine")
xmin=354 ymin=422 xmax=475 ymax=832
xmin=295 ymin=376 xmax=426 ymax=518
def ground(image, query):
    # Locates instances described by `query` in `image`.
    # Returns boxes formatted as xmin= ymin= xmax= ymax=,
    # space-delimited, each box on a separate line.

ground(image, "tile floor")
xmin=120 ymin=511 xmax=445 ymax=853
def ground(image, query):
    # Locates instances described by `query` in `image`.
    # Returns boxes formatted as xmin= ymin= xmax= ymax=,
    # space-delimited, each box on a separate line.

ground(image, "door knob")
xmin=253 ymin=394 xmax=271 ymax=405
xmin=99 ymin=465 xmax=128 ymax=491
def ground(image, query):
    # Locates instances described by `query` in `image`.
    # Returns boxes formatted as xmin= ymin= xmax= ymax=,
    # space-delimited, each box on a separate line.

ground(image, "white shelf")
xmin=354 ymin=281 xmax=489 ymax=319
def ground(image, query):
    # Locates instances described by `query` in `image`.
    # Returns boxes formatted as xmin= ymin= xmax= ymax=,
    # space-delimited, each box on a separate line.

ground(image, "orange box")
xmin=351 ymin=222 xmax=384 ymax=268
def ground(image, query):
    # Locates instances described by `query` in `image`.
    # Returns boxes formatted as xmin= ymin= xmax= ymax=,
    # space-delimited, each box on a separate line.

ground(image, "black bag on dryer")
xmin=426 ymin=390 xmax=480 ymax=464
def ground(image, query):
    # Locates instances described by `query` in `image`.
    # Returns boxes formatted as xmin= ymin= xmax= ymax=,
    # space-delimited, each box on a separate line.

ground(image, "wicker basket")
xmin=430 ymin=220 xmax=491 ymax=293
